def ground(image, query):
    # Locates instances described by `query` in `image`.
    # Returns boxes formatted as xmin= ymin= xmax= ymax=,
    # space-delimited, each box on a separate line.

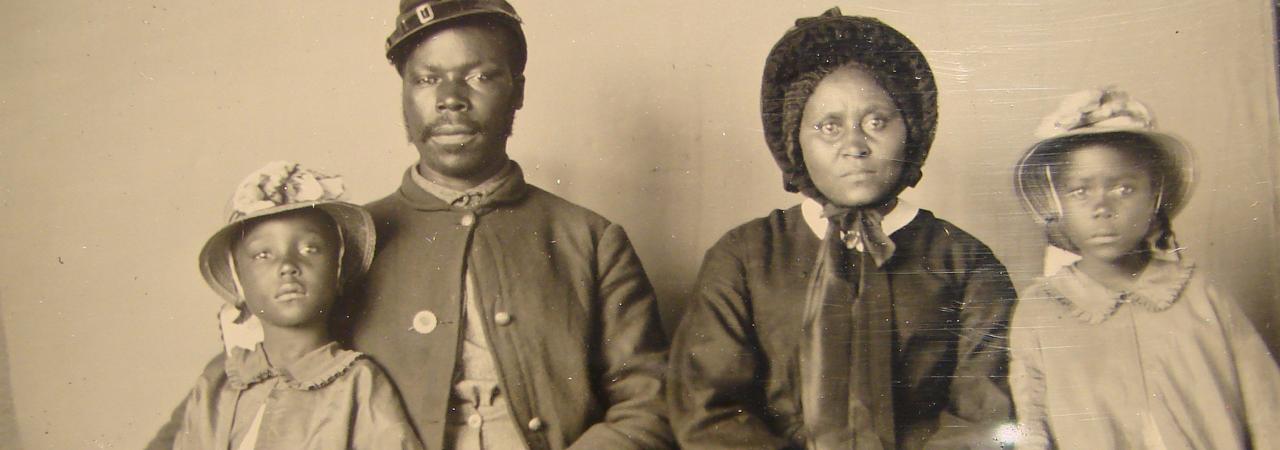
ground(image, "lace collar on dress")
xmin=1036 ymin=258 xmax=1195 ymax=325
xmin=225 ymin=341 xmax=362 ymax=391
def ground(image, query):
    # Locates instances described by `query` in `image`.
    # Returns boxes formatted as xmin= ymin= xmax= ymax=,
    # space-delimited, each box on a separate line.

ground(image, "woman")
xmin=668 ymin=8 xmax=1017 ymax=450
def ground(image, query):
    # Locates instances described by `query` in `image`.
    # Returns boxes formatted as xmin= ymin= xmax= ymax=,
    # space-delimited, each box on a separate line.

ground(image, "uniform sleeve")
xmin=919 ymin=247 xmax=1017 ymax=450
xmin=567 ymin=223 xmax=676 ymax=450
xmin=1008 ymin=298 xmax=1052 ymax=450
xmin=349 ymin=360 xmax=425 ymax=450
xmin=146 ymin=352 xmax=224 ymax=450
xmin=667 ymin=232 xmax=799 ymax=450
xmin=1206 ymin=283 xmax=1280 ymax=448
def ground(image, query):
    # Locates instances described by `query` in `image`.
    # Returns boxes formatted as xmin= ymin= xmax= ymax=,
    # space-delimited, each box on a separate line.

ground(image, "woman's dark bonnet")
xmin=761 ymin=8 xmax=938 ymax=202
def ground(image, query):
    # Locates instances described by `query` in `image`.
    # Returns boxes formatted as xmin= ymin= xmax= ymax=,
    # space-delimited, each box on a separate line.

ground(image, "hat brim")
xmin=1015 ymin=129 xmax=1196 ymax=224
xmin=385 ymin=1 xmax=523 ymax=59
xmin=198 ymin=201 xmax=375 ymax=303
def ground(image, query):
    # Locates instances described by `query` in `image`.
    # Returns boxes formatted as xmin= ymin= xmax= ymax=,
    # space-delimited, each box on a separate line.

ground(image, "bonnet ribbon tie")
xmin=794 ymin=6 xmax=846 ymax=28
xmin=801 ymin=205 xmax=898 ymax=449
xmin=822 ymin=204 xmax=896 ymax=267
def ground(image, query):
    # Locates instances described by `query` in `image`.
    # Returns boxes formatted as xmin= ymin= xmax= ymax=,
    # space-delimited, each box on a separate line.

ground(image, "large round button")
xmin=527 ymin=417 xmax=543 ymax=431
xmin=494 ymin=312 xmax=512 ymax=326
xmin=411 ymin=310 xmax=437 ymax=335
xmin=467 ymin=413 xmax=483 ymax=428
xmin=459 ymin=213 xmax=476 ymax=227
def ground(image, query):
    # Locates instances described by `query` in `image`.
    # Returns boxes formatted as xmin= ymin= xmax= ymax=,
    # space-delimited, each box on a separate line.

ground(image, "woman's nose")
xmin=841 ymin=128 xmax=871 ymax=157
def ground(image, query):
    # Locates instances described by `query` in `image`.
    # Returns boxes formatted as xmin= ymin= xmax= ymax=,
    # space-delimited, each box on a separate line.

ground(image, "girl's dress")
xmin=1011 ymin=258 xmax=1280 ymax=449
xmin=173 ymin=342 xmax=422 ymax=450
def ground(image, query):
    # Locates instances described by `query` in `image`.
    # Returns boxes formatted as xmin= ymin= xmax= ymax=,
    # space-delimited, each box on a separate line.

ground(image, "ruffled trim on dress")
xmin=284 ymin=345 xmax=362 ymax=391
xmin=225 ymin=345 xmax=275 ymax=390
xmin=1033 ymin=258 xmax=1196 ymax=325
xmin=225 ymin=341 xmax=364 ymax=391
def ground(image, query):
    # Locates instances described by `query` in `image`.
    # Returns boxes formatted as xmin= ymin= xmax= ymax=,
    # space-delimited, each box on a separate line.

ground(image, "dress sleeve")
xmin=667 ymin=231 xmax=799 ymax=450
xmin=145 ymin=392 xmax=189 ymax=450
xmin=147 ymin=352 xmax=224 ymax=450
xmin=919 ymin=247 xmax=1018 ymax=450
xmin=567 ymin=223 xmax=676 ymax=450
xmin=1206 ymin=283 xmax=1280 ymax=448
xmin=349 ymin=360 xmax=425 ymax=450
xmin=1008 ymin=297 xmax=1052 ymax=450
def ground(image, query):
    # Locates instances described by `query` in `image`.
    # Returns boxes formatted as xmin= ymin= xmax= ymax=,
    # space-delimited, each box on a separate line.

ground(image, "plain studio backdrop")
xmin=2 ymin=1 xmax=1278 ymax=448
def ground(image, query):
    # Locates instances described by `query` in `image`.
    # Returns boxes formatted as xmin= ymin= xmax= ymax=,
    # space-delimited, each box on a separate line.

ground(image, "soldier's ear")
xmin=512 ymin=74 xmax=525 ymax=111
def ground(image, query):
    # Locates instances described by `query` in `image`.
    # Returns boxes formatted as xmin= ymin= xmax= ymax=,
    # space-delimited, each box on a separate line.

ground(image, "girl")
xmin=1010 ymin=88 xmax=1280 ymax=449
xmin=668 ymin=8 xmax=1017 ymax=450
xmin=172 ymin=161 xmax=422 ymax=449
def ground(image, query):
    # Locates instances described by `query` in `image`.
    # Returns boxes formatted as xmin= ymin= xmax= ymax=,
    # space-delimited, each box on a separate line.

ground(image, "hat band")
xmin=386 ymin=0 xmax=521 ymax=54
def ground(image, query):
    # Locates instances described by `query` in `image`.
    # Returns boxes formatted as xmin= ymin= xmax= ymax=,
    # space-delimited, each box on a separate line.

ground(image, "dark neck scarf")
xmin=801 ymin=203 xmax=898 ymax=449
xmin=821 ymin=204 xmax=896 ymax=265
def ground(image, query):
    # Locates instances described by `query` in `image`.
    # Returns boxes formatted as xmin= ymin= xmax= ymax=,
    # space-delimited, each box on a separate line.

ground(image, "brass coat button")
xmin=411 ymin=310 xmax=438 ymax=334
xmin=494 ymin=312 xmax=513 ymax=326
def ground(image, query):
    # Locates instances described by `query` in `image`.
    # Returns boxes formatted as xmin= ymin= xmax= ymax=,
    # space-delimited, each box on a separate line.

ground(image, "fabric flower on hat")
xmin=1033 ymin=88 xmax=1155 ymax=139
xmin=229 ymin=161 xmax=346 ymax=220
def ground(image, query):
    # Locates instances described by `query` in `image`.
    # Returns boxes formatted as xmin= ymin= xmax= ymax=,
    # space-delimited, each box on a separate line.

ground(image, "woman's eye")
xmin=252 ymin=251 xmax=270 ymax=260
xmin=814 ymin=121 xmax=841 ymax=136
xmin=1112 ymin=185 xmax=1134 ymax=196
xmin=1065 ymin=187 xmax=1087 ymax=199
xmin=415 ymin=75 xmax=439 ymax=86
xmin=863 ymin=116 xmax=886 ymax=130
xmin=301 ymin=245 xmax=319 ymax=254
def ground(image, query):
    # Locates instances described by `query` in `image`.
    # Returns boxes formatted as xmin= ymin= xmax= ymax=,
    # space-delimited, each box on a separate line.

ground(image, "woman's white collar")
xmin=801 ymin=198 xmax=919 ymax=239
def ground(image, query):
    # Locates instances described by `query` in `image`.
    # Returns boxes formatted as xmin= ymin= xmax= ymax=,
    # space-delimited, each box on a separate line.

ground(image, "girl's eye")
xmin=301 ymin=245 xmax=319 ymax=255
xmin=1065 ymin=187 xmax=1088 ymax=200
xmin=252 ymin=251 xmax=271 ymax=260
xmin=1111 ymin=185 xmax=1134 ymax=196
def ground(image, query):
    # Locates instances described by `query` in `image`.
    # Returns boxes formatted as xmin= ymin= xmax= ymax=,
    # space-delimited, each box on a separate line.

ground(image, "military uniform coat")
xmin=338 ymin=166 xmax=673 ymax=450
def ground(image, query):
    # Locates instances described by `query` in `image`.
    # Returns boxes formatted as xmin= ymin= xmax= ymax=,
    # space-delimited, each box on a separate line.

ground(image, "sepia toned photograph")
xmin=2 ymin=1 xmax=1278 ymax=448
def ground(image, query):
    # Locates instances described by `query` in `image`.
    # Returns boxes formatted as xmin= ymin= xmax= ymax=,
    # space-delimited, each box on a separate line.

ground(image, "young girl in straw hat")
xmin=1010 ymin=88 xmax=1280 ymax=449
xmin=169 ymin=161 xmax=421 ymax=449
xmin=669 ymin=8 xmax=1017 ymax=450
